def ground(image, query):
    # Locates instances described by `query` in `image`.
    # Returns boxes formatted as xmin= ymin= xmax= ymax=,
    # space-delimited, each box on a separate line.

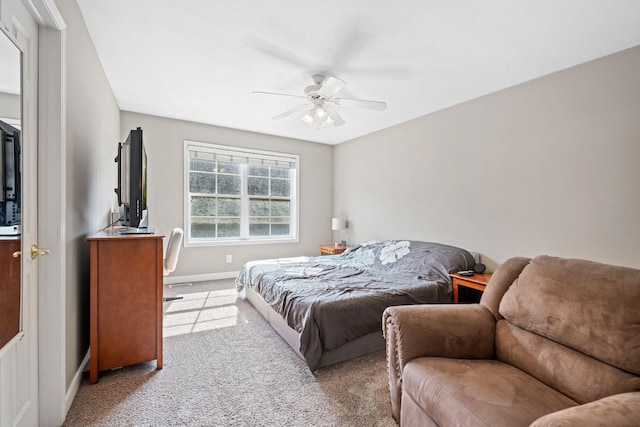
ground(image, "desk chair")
xmin=163 ymin=228 xmax=186 ymax=302
xmin=164 ymin=227 xmax=183 ymax=276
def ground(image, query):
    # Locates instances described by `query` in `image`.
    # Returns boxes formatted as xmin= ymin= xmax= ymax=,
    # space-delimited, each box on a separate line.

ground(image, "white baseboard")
xmin=66 ymin=350 xmax=89 ymax=416
xmin=164 ymin=271 xmax=239 ymax=285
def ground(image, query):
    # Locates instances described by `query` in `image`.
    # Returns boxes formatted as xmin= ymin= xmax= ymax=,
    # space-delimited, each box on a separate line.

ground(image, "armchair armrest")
xmin=530 ymin=392 xmax=640 ymax=427
xmin=383 ymin=304 xmax=496 ymax=421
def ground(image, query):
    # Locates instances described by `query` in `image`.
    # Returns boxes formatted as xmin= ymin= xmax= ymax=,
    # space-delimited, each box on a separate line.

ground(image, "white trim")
xmin=164 ymin=270 xmax=239 ymax=285
xmin=185 ymin=236 xmax=298 ymax=248
xmin=0 ymin=331 xmax=23 ymax=359
xmin=21 ymin=0 xmax=65 ymax=29
xmin=65 ymin=350 xmax=89 ymax=415
xmin=36 ymin=13 xmax=67 ymax=427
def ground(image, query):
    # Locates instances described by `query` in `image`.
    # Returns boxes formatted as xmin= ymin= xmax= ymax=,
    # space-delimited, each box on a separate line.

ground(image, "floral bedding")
xmin=236 ymin=240 xmax=475 ymax=371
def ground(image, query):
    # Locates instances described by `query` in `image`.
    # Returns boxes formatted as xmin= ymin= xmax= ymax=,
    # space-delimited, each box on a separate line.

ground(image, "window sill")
xmin=185 ymin=237 xmax=299 ymax=248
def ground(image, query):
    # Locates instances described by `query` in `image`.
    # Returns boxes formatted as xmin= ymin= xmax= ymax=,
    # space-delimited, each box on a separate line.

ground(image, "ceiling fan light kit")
xmin=302 ymin=105 xmax=334 ymax=129
xmin=254 ymin=74 xmax=387 ymax=129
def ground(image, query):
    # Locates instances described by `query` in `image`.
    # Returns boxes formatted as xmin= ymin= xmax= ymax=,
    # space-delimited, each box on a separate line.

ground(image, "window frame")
xmin=184 ymin=140 xmax=299 ymax=247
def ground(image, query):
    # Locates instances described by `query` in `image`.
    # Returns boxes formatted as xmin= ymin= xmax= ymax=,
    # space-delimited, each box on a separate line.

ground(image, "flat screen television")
xmin=0 ymin=119 xmax=20 ymax=231
xmin=114 ymin=127 xmax=148 ymax=228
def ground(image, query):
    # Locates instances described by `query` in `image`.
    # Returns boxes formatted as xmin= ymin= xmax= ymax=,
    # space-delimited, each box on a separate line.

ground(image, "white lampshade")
xmin=331 ymin=217 xmax=346 ymax=231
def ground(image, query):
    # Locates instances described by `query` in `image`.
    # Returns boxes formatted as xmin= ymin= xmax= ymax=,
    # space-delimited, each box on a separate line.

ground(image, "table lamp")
xmin=331 ymin=217 xmax=346 ymax=246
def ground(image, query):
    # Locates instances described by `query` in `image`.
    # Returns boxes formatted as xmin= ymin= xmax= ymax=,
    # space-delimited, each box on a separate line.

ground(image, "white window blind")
xmin=187 ymin=145 xmax=296 ymax=169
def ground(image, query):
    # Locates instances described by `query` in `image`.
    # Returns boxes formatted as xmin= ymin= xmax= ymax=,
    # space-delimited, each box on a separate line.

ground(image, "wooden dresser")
xmin=87 ymin=228 xmax=164 ymax=384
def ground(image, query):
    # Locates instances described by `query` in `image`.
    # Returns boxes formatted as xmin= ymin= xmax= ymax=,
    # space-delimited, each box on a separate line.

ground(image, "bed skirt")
xmin=243 ymin=287 xmax=385 ymax=370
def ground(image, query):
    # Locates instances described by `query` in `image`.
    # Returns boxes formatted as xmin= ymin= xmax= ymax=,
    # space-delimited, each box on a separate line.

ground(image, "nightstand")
xmin=450 ymin=272 xmax=492 ymax=303
xmin=320 ymin=245 xmax=348 ymax=255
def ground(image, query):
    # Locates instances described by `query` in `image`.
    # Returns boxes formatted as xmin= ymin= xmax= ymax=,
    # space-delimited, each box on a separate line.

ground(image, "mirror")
xmin=0 ymin=30 xmax=22 ymax=352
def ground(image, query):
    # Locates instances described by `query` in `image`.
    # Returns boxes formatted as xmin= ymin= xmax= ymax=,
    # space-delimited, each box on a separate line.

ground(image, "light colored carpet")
xmin=63 ymin=279 xmax=398 ymax=426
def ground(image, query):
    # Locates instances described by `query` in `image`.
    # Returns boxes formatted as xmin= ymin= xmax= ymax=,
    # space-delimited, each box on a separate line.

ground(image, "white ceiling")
xmin=76 ymin=1 xmax=640 ymax=145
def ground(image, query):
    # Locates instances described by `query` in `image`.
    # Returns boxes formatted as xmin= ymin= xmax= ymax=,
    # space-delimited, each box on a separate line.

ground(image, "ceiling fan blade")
xmin=272 ymin=104 xmax=310 ymax=120
xmin=253 ymin=91 xmax=306 ymax=100
xmin=323 ymin=105 xmax=345 ymax=127
xmin=317 ymin=76 xmax=347 ymax=98
xmin=333 ymin=97 xmax=387 ymax=111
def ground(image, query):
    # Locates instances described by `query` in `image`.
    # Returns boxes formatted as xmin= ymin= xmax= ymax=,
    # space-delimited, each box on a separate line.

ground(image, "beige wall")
xmin=335 ymin=46 xmax=640 ymax=271
xmin=56 ymin=0 xmax=121 ymax=387
xmin=120 ymin=112 xmax=334 ymax=276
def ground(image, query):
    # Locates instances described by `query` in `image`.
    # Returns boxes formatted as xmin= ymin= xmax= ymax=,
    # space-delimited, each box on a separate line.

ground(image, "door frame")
xmin=25 ymin=0 xmax=67 ymax=425
xmin=37 ymin=24 xmax=67 ymax=426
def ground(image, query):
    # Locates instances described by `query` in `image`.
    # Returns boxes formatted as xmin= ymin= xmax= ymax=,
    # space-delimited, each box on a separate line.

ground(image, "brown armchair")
xmin=383 ymin=256 xmax=640 ymax=426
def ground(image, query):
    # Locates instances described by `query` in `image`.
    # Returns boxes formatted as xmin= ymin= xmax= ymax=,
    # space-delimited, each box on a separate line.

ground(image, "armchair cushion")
xmin=402 ymin=358 xmax=577 ymax=427
xmin=530 ymin=392 xmax=640 ymax=427
xmin=500 ymin=255 xmax=640 ymax=374
xmin=496 ymin=320 xmax=640 ymax=404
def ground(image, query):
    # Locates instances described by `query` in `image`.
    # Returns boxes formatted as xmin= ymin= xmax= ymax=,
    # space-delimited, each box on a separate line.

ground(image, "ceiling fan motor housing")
xmin=304 ymin=85 xmax=324 ymax=98
xmin=304 ymin=74 xmax=329 ymax=98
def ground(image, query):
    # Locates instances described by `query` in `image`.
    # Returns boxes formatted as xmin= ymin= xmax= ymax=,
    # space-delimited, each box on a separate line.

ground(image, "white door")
xmin=0 ymin=0 xmax=40 ymax=426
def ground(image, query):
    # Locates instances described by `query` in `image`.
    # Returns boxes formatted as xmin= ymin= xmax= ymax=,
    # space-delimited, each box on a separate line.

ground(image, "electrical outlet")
xmin=226 ymin=254 xmax=232 ymax=263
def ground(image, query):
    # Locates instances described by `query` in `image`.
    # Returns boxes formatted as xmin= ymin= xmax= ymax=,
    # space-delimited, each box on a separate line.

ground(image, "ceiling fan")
xmin=253 ymin=74 xmax=387 ymax=129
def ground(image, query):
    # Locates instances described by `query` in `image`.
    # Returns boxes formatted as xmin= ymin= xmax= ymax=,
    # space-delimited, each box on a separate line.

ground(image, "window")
xmin=185 ymin=141 xmax=298 ymax=245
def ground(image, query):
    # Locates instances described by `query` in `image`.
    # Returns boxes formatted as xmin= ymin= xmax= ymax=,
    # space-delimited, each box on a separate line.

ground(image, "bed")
xmin=236 ymin=240 xmax=475 ymax=371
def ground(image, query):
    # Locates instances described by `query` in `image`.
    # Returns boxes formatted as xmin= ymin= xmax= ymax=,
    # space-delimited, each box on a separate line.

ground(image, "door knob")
xmin=30 ymin=244 xmax=51 ymax=259
xmin=12 ymin=250 xmax=21 ymax=258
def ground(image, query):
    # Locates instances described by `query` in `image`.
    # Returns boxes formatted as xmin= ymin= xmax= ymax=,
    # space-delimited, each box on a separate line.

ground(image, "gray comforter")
xmin=236 ymin=240 xmax=475 ymax=371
